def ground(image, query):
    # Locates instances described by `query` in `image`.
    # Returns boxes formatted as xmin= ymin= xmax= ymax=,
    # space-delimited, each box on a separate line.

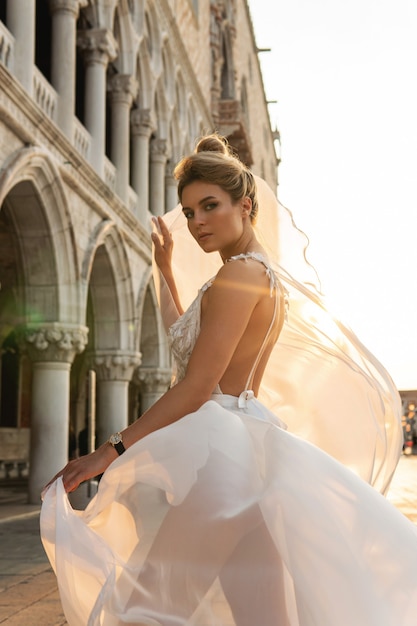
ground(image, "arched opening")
xmin=0 ymin=149 xmax=81 ymax=498
xmin=220 ymin=28 xmax=235 ymax=100
xmin=134 ymin=283 xmax=170 ymax=417
xmin=89 ymin=245 xmax=120 ymax=350
xmin=68 ymin=241 xmax=122 ymax=456
xmin=0 ymin=331 xmax=19 ymax=428
xmin=140 ymin=287 xmax=159 ymax=369
xmin=0 ymin=179 xmax=59 ymax=482
xmin=130 ymin=284 xmax=161 ymax=422
xmin=77 ymin=224 xmax=137 ymax=447
xmin=4 ymin=181 xmax=59 ymax=323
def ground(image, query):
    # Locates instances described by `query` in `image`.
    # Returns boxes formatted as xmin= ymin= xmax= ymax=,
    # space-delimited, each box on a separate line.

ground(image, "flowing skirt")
xmin=40 ymin=394 xmax=417 ymax=626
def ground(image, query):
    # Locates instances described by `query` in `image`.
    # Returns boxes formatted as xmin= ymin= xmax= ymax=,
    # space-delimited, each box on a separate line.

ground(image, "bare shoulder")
xmin=212 ymin=255 xmax=271 ymax=295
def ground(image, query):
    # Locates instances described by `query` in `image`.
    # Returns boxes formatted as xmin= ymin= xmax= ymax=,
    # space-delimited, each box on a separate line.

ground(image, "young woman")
xmin=41 ymin=135 xmax=417 ymax=625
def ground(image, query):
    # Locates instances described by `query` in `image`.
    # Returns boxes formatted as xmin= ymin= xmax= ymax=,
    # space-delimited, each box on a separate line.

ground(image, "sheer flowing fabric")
xmin=41 ymin=394 xmax=417 ymax=625
xmin=156 ymin=177 xmax=403 ymax=494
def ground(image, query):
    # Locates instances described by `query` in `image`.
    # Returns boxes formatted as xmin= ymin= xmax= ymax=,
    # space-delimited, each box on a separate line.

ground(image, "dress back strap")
xmin=225 ymin=252 xmax=284 ymax=402
xmin=243 ymin=289 xmax=278 ymax=392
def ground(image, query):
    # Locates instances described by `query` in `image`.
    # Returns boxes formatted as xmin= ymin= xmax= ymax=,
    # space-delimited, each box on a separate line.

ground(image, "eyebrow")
xmin=181 ymin=195 xmax=218 ymax=212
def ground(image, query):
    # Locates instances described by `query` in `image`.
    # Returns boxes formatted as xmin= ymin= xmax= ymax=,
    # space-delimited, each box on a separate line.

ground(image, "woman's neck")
xmin=219 ymin=233 xmax=263 ymax=263
xmin=219 ymin=224 xmax=263 ymax=263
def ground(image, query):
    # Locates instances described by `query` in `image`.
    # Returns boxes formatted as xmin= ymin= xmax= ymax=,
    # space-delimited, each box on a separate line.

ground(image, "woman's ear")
xmin=241 ymin=196 xmax=252 ymax=218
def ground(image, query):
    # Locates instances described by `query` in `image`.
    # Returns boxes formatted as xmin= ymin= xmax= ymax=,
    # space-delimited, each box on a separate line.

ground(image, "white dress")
xmin=41 ymin=253 xmax=417 ymax=626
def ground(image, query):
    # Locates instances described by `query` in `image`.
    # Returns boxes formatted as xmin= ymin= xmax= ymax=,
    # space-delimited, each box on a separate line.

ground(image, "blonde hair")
xmin=174 ymin=134 xmax=258 ymax=222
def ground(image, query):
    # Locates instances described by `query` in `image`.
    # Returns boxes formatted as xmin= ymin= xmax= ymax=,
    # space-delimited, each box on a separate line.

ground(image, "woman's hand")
xmin=43 ymin=443 xmax=117 ymax=495
xmin=151 ymin=216 xmax=174 ymax=275
xmin=151 ymin=215 xmax=184 ymax=320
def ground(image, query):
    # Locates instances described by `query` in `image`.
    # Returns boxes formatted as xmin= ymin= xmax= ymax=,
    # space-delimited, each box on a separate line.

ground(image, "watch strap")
xmin=114 ymin=440 xmax=125 ymax=455
xmin=108 ymin=432 xmax=126 ymax=455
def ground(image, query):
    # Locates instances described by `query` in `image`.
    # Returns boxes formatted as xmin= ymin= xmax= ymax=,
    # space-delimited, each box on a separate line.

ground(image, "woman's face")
xmin=181 ymin=181 xmax=249 ymax=254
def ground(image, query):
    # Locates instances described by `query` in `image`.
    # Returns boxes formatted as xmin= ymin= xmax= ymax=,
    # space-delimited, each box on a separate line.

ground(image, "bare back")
xmin=200 ymin=254 xmax=286 ymax=397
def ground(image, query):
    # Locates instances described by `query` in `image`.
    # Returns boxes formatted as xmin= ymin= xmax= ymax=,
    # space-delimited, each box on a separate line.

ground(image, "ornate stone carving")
xmin=135 ymin=367 xmax=172 ymax=393
xmin=91 ymin=350 xmax=142 ymax=382
xmin=77 ymin=29 xmax=118 ymax=66
xmin=150 ymin=138 xmax=168 ymax=160
xmin=130 ymin=109 xmax=156 ymax=137
xmin=110 ymin=74 xmax=138 ymax=104
xmin=23 ymin=324 xmax=89 ymax=363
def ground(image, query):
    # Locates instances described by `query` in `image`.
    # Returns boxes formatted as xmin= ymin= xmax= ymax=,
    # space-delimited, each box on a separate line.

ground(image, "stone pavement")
xmin=387 ymin=452 xmax=417 ymax=524
xmin=0 ymin=456 xmax=417 ymax=625
xmin=0 ymin=481 xmax=65 ymax=625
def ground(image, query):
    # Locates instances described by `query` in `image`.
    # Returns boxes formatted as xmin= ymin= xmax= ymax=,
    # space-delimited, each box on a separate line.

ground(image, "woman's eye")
xmin=183 ymin=210 xmax=194 ymax=220
xmin=205 ymin=203 xmax=217 ymax=211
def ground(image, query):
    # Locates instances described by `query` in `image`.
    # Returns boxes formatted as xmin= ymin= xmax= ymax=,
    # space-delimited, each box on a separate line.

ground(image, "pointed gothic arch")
xmin=136 ymin=39 xmax=154 ymax=110
xmin=113 ymin=0 xmax=138 ymax=75
xmin=0 ymin=146 xmax=79 ymax=324
xmin=81 ymin=220 xmax=136 ymax=352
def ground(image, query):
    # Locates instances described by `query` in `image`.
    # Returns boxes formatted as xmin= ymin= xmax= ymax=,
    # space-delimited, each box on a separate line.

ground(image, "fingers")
xmin=42 ymin=460 xmax=83 ymax=496
xmin=42 ymin=465 xmax=71 ymax=496
xmin=158 ymin=217 xmax=171 ymax=238
xmin=151 ymin=215 xmax=162 ymax=234
xmin=151 ymin=220 xmax=173 ymax=274
xmin=152 ymin=215 xmax=169 ymax=239
xmin=42 ymin=441 xmax=114 ymax=500
xmin=151 ymin=231 xmax=161 ymax=249
xmin=43 ymin=469 xmax=64 ymax=492
xmin=59 ymin=465 xmax=77 ymax=493
xmin=41 ymin=478 xmax=57 ymax=500
xmin=152 ymin=216 xmax=172 ymax=244
xmin=62 ymin=459 xmax=93 ymax=493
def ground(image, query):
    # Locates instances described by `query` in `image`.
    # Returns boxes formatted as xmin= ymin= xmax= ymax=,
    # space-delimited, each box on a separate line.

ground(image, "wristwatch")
xmin=108 ymin=432 xmax=126 ymax=455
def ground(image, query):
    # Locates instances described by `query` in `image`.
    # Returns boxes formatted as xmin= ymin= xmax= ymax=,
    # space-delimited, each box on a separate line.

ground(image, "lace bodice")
xmin=168 ymin=252 xmax=285 ymax=389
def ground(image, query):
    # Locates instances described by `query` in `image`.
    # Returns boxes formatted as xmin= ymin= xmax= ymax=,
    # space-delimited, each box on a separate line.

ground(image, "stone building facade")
xmin=0 ymin=0 xmax=278 ymax=503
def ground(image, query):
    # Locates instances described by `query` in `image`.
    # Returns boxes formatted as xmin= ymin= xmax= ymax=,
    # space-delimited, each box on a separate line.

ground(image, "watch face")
xmin=110 ymin=433 xmax=122 ymax=445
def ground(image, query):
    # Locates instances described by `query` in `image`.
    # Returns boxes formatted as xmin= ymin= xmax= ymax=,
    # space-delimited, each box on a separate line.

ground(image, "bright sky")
xmin=249 ymin=0 xmax=417 ymax=391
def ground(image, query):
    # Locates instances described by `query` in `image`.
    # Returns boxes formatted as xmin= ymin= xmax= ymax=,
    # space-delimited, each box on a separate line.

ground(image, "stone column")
xmin=23 ymin=324 xmax=88 ymax=504
xmin=91 ymin=350 xmax=142 ymax=445
xmin=78 ymin=29 xmax=117 ymax=176
xmin=49 ymin=0 xmax=86 ymax=138
xmin=149 ymin=138 xmax=168 ymax=217
xmin=136 ymin=367 xmax=172 ymax=413
xmin=130 ymin=109 xmax=155 ymax=222
xmin=110 ymin=74 xmax=138 ymax=204
xmin=7 ymin=0 xmax=36 ymax=94
xmin=165 ymin=162 xmax=178 ymax=212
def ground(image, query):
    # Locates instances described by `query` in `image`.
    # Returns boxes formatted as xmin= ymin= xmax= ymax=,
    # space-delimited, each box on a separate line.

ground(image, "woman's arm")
xmin=46 ymin=261 xmax=264 ymax=494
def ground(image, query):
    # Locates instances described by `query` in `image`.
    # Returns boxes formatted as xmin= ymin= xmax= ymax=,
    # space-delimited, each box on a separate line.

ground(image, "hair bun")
xmin=195 ymin=134 xmax=229 ymax=156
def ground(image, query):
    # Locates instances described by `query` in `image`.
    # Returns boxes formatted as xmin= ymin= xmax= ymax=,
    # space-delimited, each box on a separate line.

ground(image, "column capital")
xmin=135 ymin=367 xmax=172 ymax=393
xmin=150 ymin=138 xmax=168 ymax=162
xmin=110 ymin=74 xmax=138 ymax=105
xmin=131 ymin=108 xmax=156 ymax=137
xmin=49 ymin=0 xmax=87 ymax=16
xmin=22 ymin=323 xmax=89 ymax=364
xmin=165 ymin=160 xmax=176 ymax=177
xmin=90 ymin=350 xmax=142 ymax=382
xmin=77 ymin=28 xmax=118 ymax=66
